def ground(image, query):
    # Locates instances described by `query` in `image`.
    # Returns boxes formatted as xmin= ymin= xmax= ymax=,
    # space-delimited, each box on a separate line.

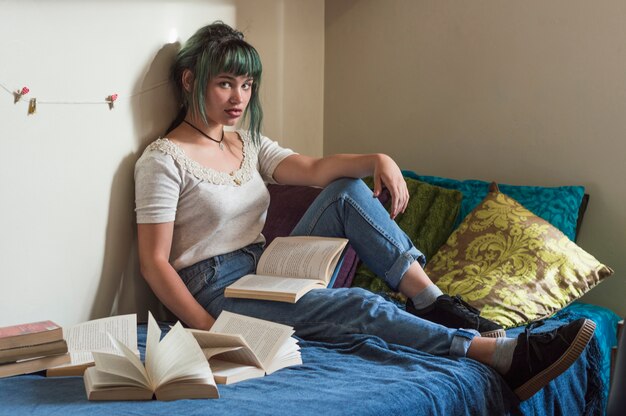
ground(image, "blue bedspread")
xmin=0 ymin=302 xmax=619 ymax=416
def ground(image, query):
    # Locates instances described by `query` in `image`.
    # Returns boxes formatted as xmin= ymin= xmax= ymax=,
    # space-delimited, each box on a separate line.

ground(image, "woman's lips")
xmin=225 ymin=109 xmax=242 ymax=118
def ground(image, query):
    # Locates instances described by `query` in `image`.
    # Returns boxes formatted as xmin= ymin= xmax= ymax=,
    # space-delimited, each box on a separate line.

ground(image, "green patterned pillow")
xmin=426 ymin=183 xmax=613 ymax=328
xmin=351 ymin=177 xmax=462 ymax=301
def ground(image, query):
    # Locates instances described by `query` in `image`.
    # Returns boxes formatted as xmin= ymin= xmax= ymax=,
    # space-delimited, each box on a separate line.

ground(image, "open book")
xmin=83 ymin=312 xmax=218 ymax=401
xmin=225 ymin=236 xmax=348 ymax=303
xmin=189 ymin=310 xmax=301 ymax=384
xmin=47 ymin=314 xmax=138 ymax=376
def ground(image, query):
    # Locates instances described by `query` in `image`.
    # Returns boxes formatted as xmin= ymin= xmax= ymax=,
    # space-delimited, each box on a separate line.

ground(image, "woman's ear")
xmin=182 ymin=69 xmax=194 ymax=93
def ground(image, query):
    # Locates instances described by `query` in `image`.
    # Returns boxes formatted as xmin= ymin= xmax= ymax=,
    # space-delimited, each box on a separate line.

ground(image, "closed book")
xmin=0 ymin=339 xmax=68 ymax=364
xmin=0 ymin=320 xmax=63 ymax=350
xmin=0 ymin=353 xmax=71 ymax=379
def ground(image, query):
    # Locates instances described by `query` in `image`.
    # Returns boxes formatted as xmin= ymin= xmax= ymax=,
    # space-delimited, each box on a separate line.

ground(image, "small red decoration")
xmin=14 ymin=86 xmax=30 ymax=103
xmin=107 ymin=93 xmax=118 ymax=110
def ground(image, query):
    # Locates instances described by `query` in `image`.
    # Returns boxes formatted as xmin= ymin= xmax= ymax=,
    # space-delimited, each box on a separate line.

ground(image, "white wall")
xmin=2 ymin=0 xmax=621 ymax=327
xmin=325 ymin=0 xmax=625 ymax=316
xmin=0 ymin=0 xmax=324 ymax=327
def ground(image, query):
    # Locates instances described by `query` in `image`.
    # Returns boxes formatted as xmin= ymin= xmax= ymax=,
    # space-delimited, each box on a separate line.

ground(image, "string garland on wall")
xmin=0 ymin=79 xmax=170 ymax=115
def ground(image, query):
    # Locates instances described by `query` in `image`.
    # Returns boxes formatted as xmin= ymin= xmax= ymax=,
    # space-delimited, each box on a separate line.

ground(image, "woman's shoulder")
xmin=136 ymin=138 xmax=180 ymax=171
xmin=236 ymin=129 xmax=280 ymax=153
xmin=142 ymin=137 xmax=181 ymax=157
xmin=235 ymin=129 xmax=256 ymax=145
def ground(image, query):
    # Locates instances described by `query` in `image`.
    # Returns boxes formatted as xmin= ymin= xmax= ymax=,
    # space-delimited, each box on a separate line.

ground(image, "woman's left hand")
xmin=372 ymin=154 xmax=409 ymax=219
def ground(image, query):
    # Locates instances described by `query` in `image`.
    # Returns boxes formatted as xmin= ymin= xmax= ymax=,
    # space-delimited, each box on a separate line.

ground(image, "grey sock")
xmin=410 ymin=284 xmax=444 ymax=310
xmin=492 ymin=337 xmax=518 ymax=374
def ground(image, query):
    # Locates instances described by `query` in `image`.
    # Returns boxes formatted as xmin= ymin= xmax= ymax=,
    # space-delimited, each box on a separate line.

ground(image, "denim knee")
xmin=320 ymin=178 xmax=371 ymax=200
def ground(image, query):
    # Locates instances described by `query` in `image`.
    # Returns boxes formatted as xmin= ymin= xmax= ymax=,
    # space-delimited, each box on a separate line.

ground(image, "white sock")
xmin=492 ymin=337 xmax=518 ymax=374
xmin=410 ymin=284 xmax=444 ymax=310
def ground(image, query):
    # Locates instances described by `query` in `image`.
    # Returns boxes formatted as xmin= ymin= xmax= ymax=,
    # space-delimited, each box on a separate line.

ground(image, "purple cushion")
xmin=263 ymin=184 xmax=359 ymax=288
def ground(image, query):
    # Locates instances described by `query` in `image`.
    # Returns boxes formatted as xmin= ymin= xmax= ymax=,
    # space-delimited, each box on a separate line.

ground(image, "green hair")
xmin=170 ymin=21 xmax=263 ymax=143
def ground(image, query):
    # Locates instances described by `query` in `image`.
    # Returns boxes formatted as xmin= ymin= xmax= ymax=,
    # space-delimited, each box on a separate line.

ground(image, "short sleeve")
xmin=134 ymin=150 xmax=182 ymax=224
xmin=257 ymin=135 xmax=296 ymax=184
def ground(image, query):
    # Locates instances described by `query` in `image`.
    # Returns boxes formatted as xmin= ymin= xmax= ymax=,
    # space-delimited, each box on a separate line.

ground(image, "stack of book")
xmin=0 ymin=320 xmax=70 ymax=378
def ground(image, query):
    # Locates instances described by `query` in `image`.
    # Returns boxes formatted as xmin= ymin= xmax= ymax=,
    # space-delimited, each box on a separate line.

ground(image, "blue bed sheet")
xmin=0 ymin=302 xmax=619 ymax=416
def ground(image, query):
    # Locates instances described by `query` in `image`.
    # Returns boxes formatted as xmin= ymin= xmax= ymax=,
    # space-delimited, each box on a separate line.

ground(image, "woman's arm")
xmin=273 ymin=153 xmax=409 ymax=219
xmin=137 ymin=222 xmax=215 ymax=330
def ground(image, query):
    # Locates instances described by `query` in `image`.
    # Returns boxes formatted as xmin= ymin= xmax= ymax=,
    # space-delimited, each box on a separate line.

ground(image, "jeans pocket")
xmin=181 ymin=261 xmax=217 ymax=298
xmin=241 ymin=244 xmax=263 ymax=269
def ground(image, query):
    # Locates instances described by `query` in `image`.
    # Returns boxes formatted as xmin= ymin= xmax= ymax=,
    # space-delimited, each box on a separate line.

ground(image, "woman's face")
xmin=204 ymin=73 xmax=253 ymax=127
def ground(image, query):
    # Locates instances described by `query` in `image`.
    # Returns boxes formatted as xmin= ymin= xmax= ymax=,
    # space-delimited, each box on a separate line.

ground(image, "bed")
xmin=0 ymin=302 xmax=619 ymax=415
xmin=0 ymin=173 xmax=619 ymax=415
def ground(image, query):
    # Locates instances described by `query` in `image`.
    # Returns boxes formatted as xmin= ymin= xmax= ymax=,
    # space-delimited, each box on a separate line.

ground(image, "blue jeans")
xmin=179 ymin=178 xmax=477 ymax=357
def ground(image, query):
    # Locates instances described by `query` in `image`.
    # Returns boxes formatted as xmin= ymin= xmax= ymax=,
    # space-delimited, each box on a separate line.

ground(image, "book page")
xmin=60 ymin=314 xmax=138 ymax=367
xmin=144 ymin=312 xmax=162 ymax=384
xmin=201 ymin=346 xmax=244 ymax=359
xmin=210 ymin=358 xmax=265 ymax=384
xmin=85 ymin=366 xmax=150 ymax=388
xmin=274 ymin=336 xmax=300 ymax=359
xmin=227 ymin=274 xmax=324 ymax=294
xmin=257 ymin=236 xmax=347 ymax=282
xmin=210 ymin=311 xmax=293 ymax=370
xmin=92 ymin=351 xmax=149 ymax=388
xmin=151 ymin=321 xmax=213 ymax=387
xmin=188 ymin=330 xmax=262 ymax=368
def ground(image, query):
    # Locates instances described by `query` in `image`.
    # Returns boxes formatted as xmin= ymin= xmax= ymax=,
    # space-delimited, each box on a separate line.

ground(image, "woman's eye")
xmin=242 ymin=83 xmax=252 ymax=90
xmin=219 ymin=81 xmax=231 ymax=88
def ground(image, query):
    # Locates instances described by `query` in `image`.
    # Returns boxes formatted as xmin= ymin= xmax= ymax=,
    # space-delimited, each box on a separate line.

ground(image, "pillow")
xmin=351 ymin=177 xmax=462 ymax=300
xmin=426 ymin=183 xmax=613 ymax=328
xmin=402 ymin=171 xmax=585 ymax=242
xmin=263 ymin=184 xmax=322 ymax=246
xmin=263 ymin=184 xmax=359 ymax=288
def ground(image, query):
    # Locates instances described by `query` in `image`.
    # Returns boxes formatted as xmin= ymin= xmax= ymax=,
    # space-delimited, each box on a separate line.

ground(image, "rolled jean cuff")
xmin=449 ymin=328 xmax=480 ymax=357
xmin=384 ymin=246 xmax=426 ymax=291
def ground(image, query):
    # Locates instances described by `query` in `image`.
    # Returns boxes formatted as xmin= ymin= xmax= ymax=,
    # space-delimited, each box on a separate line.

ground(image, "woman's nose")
xmin=230 ymin=89 xmax=242 ymax=104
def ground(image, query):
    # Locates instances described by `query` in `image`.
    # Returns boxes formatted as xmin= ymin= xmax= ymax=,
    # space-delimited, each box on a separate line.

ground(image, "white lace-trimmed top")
xmin=134 ymin=130 xmax=295 ymax=270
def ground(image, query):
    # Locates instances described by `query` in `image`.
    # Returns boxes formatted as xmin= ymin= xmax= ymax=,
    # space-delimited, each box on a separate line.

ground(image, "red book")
xmin=0 ymin=320 xmax=63 ymax=350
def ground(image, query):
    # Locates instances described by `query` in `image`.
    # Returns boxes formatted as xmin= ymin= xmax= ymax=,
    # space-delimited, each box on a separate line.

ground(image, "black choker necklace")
xmin=183 ymin=120 xmax=225 ymax=150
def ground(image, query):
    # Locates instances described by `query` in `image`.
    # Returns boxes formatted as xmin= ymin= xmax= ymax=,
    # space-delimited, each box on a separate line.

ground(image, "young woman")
xmin=135 ymin=21 xmax=595 ymax=401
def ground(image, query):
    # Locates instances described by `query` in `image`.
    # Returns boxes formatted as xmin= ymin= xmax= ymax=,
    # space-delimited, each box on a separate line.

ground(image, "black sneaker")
xmin=405 ymin=294 xmax=506 ymax=338
xmin=504 ymin=318 xmax=596 ymax=401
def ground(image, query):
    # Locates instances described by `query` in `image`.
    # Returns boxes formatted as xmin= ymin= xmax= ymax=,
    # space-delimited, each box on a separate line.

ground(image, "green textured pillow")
xmin=426 ymin=184 xmax=613 ymax=328
xmin=351 ymin=177 xmax=462 ymax=300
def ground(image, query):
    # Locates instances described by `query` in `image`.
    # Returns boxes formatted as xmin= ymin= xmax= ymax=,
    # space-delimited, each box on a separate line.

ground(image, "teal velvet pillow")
xmin=351 ymin=177 xmax=462 ymax=299
xmin=403 ymin=171 xmax=585 ymax=242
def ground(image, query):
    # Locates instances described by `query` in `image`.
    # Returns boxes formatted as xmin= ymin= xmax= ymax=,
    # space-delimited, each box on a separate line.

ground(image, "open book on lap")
xmin=225 ymin=236 xmax=348 ymax=303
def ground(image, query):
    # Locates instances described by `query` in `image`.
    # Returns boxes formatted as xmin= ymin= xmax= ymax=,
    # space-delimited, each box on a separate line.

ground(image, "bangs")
xmin=209 ymin=40 xmax=262 ymax=79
